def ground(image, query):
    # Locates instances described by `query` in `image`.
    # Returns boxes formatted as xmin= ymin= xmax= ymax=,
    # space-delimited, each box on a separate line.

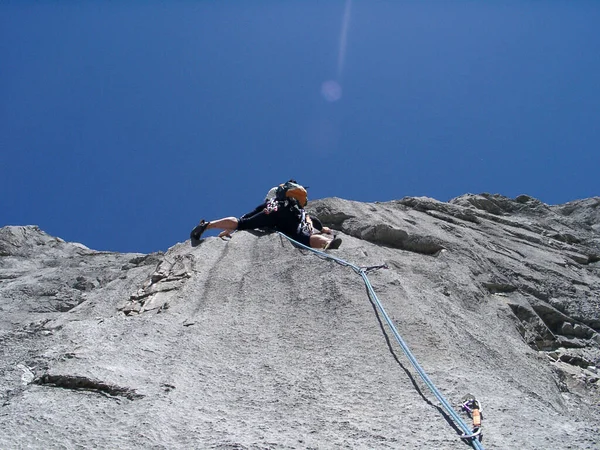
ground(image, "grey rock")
xmin=1 ymin=194 xmax=600 ymax=450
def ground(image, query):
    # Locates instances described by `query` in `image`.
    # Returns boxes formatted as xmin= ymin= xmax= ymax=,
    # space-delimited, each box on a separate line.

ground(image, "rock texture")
xmin=1 ymin=193 xmax=599 ymax=449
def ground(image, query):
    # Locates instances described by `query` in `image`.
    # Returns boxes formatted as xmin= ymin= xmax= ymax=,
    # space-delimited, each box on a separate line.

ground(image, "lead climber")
xmin=190 ymin=180 xmax=342 ymax=250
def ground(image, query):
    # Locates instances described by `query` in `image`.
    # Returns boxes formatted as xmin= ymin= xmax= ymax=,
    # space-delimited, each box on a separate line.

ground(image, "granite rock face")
xmin=1 ymin=194 xmax=599 ymax=449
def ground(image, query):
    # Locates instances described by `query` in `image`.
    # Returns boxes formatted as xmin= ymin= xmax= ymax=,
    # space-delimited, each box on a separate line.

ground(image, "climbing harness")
xmin=297 ymin=209 xmax=312 ymax=236
xmin=265 ymin=198 xmax=279 ymax=214
xmin=277 ymin=231 xmax=485 ymax=450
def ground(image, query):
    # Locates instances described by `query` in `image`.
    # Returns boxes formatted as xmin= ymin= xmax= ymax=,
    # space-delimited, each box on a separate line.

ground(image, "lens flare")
xmin=321 ymin=80 xmax=342 ymax=102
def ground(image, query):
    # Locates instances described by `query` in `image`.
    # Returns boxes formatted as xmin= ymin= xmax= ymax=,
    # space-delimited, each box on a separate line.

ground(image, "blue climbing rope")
xmin=277 ymin=232 xmax=485 ymax=450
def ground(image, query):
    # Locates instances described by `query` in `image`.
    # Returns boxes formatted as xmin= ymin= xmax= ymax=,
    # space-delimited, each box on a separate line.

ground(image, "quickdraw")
xmin=460 ymin=395 xmax=483 ymax=442
xmin=360 ymin=263 xmax=389 ymax=272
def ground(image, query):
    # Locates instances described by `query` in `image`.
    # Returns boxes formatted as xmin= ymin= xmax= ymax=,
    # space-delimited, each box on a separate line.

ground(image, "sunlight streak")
xmin=337 ymin=0 xmax=352 ymax=80
xmin=322 ymin=0 xmax=352 ymax=103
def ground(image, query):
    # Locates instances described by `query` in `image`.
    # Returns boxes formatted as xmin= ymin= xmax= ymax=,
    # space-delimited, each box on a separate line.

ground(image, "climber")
xmin=190 ymin=181 xmax=341 ymax=250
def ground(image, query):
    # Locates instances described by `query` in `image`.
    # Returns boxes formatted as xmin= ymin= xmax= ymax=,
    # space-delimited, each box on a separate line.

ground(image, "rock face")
xmin=1 ymin=194 xmax=599 ymax=449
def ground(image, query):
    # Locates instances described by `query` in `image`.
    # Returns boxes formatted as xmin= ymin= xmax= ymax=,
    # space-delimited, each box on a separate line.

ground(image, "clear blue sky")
xmin=2 ymin=1 xmax=599 ymax=253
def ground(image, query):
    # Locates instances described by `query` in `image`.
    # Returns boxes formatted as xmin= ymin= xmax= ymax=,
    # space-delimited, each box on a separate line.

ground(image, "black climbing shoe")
xmin=326 ymin=236 xmax=342 ymax=250
xmin=190 ymin=220 xmax=209 ymax=241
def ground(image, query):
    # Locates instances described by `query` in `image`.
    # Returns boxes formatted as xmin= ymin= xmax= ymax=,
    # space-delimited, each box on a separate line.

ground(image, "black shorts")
xmin=237 ymin=201 xmax=309 ymax=246
xmin=237 ymin=206 xmax=278 ymax=231
xmin=286 ymin=230 xmax=311 ymax=247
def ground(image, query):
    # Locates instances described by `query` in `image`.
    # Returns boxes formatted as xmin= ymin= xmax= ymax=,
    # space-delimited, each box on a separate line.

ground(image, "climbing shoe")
xmin=190 ymin=220 xmax=209 ymax=241
xmin=325 ymin=236 xmax=342 ymax=250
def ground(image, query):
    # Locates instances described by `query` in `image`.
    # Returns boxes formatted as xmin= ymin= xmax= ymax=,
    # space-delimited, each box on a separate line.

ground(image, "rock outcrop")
xmin=1 ymin=194 xmax=599 ymax=449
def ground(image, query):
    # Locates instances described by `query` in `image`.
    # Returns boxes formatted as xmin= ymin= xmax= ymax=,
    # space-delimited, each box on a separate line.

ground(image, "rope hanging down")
xmin=277 ymin=232 xmax=485 ymax=450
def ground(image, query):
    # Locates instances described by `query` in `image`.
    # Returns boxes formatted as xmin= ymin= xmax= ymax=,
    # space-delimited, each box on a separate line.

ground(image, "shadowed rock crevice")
xmin=120 ymin=253 xmax=164 ymax=271
xmin=482 ymin=282 xmax=518 ymax=294
xmin=344 ymin=221 xmax=445 ymax=255
xmin=508 ymin=300 xmax=599 ymax=353
xmin=548 ymin=232 xmax=582 ymax=245
xmin=587 ymin=254 xmax=600 ymax=264
xmin=120 ymin=254 xmax=194 ymax=314
xmin=33 ymin=374 xmax=143 ymax=400
xmin=308 ymin=208 xmax=447 ymax=255
xmin=557 ymin=354 xmax=593 ymax=369
xmin=508 ymin=303 xmax=557 ymax=350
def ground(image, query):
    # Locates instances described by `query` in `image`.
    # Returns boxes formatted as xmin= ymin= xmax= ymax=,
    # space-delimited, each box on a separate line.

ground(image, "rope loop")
xmin=276 ymin=232 xmax=485 ymax=450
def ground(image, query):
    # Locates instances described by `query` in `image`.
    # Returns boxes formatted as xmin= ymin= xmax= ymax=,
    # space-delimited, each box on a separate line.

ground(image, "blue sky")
xmin=1 ymin=1 xmax=599 ymax=253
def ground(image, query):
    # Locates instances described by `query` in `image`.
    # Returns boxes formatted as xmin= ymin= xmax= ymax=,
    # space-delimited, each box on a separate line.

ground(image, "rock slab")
xmin=1 ymin=194 xmax=599 ymax=449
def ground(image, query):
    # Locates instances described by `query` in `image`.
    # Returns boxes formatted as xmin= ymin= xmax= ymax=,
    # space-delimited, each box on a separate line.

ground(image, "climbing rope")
xmin=277 ymin=232 xmax=485 ymax=450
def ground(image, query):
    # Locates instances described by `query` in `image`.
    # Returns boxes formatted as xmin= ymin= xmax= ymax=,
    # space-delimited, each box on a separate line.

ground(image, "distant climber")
xmin=190 ymin=180 xmax=342 ymax=250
